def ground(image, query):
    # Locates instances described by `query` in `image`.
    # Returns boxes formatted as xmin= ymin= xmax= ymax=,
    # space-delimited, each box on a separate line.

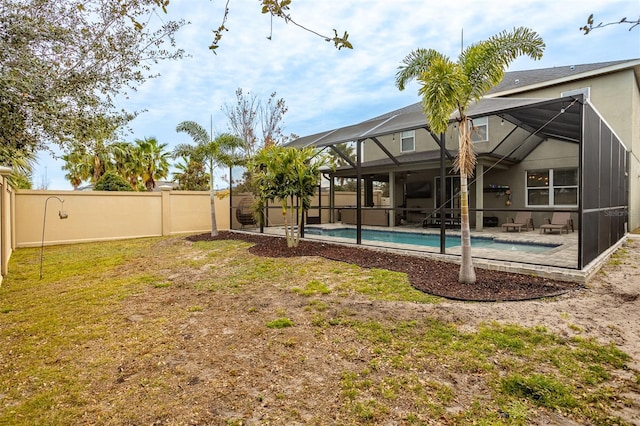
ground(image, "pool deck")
xmin=242 ymin=223 xmax=627 ymax=284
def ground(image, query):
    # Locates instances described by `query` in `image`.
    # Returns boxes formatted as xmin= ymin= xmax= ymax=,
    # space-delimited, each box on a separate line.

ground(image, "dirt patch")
xmin=68 ymin=233 xmax=640 ymax=425
xmin=187 ymin=231 xmax=581 ymax=302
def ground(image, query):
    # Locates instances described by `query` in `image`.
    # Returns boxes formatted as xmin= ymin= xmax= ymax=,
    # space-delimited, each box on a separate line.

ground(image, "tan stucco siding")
xmin=504 ymin=71 xmax=635 ymax=147
xmin=362 ymin=128 xmax=438 ymax=162
xmin=480 ymin=139 xmax=579 ymax=227
xmin=502 ymin=69 xmax=640 ymax=230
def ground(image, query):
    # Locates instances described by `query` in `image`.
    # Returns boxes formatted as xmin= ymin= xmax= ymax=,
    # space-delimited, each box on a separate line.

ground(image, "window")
xmin=526 ymin=168 xmax=578 ymax=207
xmin=400 ymin=130 xmax=415 ymax=152
xmin=469 ymin=116 xmax=488 ymax=142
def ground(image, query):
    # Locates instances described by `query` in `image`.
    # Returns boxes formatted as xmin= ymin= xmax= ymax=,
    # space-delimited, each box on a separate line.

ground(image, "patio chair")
xmin=540 ymin=212 xmax=574 ymax=234
xmin=501 ymin=211 xmax=534 ymax=232
xmin=235 ymin=198 xmax=256 ymax=229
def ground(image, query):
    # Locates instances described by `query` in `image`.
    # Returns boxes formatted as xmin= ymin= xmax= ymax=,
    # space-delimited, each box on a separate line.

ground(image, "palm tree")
xmin=61 ymin=146 xmax=94 ymax=189
xmin=135 ymin=137 xmax=171 ymax=191
xmin=395 ymin=27 xmax=545 ymax=284
xmin=172 ymin=155 xmax=208 ymax=191
xmin=175 ymin=121 xmax=243 ymax=236
xmin=327 ymin=142 xmax=356 ymax=189
xmin=251 ymin=145 xmax=328 ymax=247
xmin=110 ymin=141 xmax=143 ymax=190
xmin=0 ymin=145 xmax=37 ymax=189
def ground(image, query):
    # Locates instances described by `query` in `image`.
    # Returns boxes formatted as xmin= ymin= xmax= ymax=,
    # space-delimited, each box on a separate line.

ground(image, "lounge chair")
xmin=540 ymin=212 xmax=574 ymax=234
xmin=501 ymin=211 xmax=534 ymax=232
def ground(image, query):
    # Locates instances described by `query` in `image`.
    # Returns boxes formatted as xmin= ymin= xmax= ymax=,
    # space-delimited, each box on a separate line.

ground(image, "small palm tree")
xmin=251 ymin=145 xmax=328 ymax=247
xmin=396 ymin=27 xmax=545 ymax=284
xmin=175 ymin=121 xmax=243 ymax=236
xmin=172 ymin=155 xmax=209 ymax=191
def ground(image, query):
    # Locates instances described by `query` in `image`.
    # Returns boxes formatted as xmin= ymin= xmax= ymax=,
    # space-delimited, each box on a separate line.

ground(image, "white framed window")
xmin=561 ymin=87 xmax=590 ymax=99
xmin=526 ymin=168 xmax=578 ymax=207
xmin=400 ymin=130 xmax=415 ymax=153
xmin=469 ymin=116 xmax=488 ymax=142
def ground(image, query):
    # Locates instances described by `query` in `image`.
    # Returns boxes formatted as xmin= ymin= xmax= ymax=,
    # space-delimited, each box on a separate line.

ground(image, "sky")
xmin=34 ymin=0 xmax=640 ymax=190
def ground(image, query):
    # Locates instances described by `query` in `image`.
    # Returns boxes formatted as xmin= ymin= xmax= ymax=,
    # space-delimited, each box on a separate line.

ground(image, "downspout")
xmin=356 ymin=139 xmax=362 ymax=244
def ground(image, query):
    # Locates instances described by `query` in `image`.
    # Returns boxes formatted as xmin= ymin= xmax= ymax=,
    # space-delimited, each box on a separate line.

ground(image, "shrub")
xmin=94 ymin=172 xmax=134 ymax=191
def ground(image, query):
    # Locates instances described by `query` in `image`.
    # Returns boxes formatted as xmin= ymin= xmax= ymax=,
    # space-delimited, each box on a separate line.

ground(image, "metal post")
xmin=40 ymin=196 xmax=68 ymax=279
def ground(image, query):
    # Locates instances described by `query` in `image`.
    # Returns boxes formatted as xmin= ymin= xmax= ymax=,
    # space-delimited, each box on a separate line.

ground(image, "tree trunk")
xmin=458 ymin=173 xmax=476 ymax=283
xmin=282 ymin=201 xmax=292 ymax=247
xmin=209 ymin=189 xmax=218 ymax=237
xmin=209 ymin=167 xmax=218 ymax=237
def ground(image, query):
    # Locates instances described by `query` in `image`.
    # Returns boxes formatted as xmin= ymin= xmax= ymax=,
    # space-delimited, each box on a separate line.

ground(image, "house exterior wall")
xmin=363 ymin=66 xmax=639 ymax=230
xmin=363 ymin=128 xmax=438 ymax=162
xmin=363 ymin=116 xmax=518 ymax=163
xmin=481 ymin=139 xmax=579 ymax=228
xmin=499 ymin=69 xmax=640 ymax=230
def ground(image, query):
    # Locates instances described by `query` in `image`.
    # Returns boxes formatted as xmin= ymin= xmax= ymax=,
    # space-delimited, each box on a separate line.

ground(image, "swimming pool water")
xmin=304 ymin=227 xmax=558 ymax=254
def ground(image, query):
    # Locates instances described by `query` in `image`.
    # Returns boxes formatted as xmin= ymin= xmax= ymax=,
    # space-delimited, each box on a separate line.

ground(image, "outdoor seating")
xmin=501 ymin=211 xmax=534 ymax=232
xmin=540 ymin=212 xmax=574 ymax=234
xmin=235 ymin=198 xmax=256 ymax=228
xmin=423 ymin=212 xmax=460 ymax=229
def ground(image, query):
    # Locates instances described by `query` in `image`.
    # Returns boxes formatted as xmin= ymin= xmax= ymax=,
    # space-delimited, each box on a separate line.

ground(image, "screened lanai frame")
xmin=230 ymin=94 xmax=628 ymax=270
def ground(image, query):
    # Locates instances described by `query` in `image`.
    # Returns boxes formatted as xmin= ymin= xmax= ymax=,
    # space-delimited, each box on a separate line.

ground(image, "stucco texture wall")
xmin=14 ymin=190 xmax=230 ymax=248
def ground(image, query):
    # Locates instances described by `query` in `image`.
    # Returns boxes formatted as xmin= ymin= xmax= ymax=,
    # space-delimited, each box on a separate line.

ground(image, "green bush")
xmin=94 ymin=172 xmax=134 ymax=191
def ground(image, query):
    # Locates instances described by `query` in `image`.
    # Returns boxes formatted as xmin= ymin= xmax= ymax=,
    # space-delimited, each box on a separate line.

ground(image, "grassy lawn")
xmin=0 ymin=235 xmax=638 ymax=425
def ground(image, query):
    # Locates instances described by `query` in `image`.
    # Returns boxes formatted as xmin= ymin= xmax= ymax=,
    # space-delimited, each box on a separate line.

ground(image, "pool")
xmin=304 ymin=227 xmax=558 ymax=254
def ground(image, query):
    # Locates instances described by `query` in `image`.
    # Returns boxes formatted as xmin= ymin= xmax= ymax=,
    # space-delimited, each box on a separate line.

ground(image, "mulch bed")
xmin=187 ymin=231 xmax=582 ymax=302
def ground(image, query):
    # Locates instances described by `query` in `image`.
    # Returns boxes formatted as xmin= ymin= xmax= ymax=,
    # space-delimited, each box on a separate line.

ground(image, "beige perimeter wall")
xmin=14 ymin=189 xmax=230 ymax=248
xmin=0 ymin=188 xmax=359 ymax=282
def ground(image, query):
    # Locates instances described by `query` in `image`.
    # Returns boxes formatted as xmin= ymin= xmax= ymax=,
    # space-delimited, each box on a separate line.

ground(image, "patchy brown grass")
xmin=0 ymin=235 xmax=638 ymax=425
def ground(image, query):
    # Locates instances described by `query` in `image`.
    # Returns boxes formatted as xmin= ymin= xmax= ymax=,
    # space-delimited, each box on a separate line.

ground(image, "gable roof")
xmin=359 ymin=58 xmax=640 ymax=123
xmin=288 ymin=58 xmax=637 ymax=164
xmin=487 ymin=58 xmax=640 ymax=97
xmin=342 ymin=58 xmax=640 ymax=124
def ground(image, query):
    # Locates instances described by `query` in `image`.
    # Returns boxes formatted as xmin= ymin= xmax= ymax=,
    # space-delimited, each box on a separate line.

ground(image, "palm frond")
xmin=460 ymin=26 xmax=545 ymax=103
xmin=395 ymin=49 xmax=449 ymax=91
xmin=417 ymin=57 xmax=463 ymax=134
xmin=176 ymin=121 xmax=211 ymax=145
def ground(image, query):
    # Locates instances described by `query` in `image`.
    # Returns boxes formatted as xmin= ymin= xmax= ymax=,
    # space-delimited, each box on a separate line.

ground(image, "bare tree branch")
xmin=581 ymin=13 xmax=640 ymax=34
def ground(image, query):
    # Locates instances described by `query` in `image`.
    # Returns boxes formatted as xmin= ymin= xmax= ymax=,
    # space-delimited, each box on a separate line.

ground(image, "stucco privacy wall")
xmin=0 ymin=167 xmax=14 ymax=283
xmin=14 ymin=189 xmax=230 ymax=248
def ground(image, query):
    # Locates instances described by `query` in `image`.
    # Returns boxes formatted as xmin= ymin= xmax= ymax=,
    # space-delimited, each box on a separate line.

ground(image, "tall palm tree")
xmin=135 ymin=137 xmax=171 ymax=191
xmin=61 ymin=146 xmax=95 ymax=189
xmin=395 ymin=27 xmax=545 ymax=284
xmin=110 ymin=142 xmax=143 ymax=190
xmin=175 ymin=121 xmax=243 ymax=236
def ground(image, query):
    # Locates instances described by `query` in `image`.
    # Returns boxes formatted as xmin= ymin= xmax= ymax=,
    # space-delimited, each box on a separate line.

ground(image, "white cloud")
xmin=33 ymin=0 xmax=640 ymax=189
